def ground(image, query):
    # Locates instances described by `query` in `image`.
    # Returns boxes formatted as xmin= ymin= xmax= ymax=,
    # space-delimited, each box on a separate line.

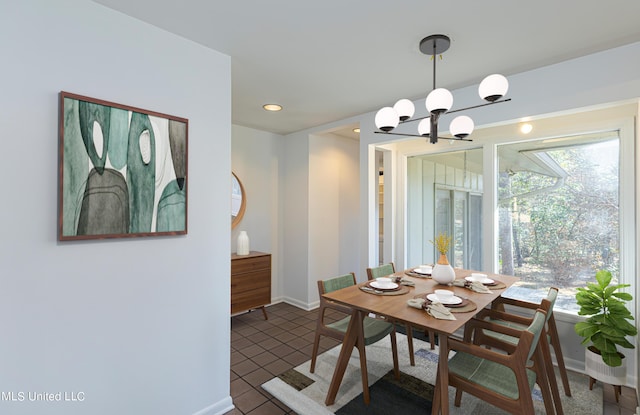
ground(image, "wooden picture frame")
xmin=58 ymin=92 xmax=188 ymax=240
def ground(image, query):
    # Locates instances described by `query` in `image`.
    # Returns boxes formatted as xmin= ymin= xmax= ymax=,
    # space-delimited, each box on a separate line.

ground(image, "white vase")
xmin=585 ymin=346 xmax=627 ymax=385
xmin=237 ymin=231 xmax=250 ymax=255
xmin=431 ymin=254 xmax=456 ymax=285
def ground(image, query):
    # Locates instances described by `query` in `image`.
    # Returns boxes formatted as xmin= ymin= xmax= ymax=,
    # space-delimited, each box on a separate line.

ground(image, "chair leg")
xmin=429 ymin=330 xmax=436 ymax=349
xmin=534 ymin=344 xmax=558 ymax=415
xmin=548 ymin=317 xmax=571 ymax=396
xmin=454 ymin=389 xmax=463 ymax=407
xmin=405 ymin=324 xmax=415 ymax=366
xmin=355 ymin=335 xmax=370 ymax=405
xmin=389 ymin=327 xmax=400 ymax=379
xmin=310 ymin=331 xmax=321 ymax=373
xmin=541 ymin=329 xmax=564 ymax=415
xmin=432 ymin=370 xmax=441 ymax=414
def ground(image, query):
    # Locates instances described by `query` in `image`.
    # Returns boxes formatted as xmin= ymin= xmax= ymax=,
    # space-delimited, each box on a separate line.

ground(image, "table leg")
xmin=437 ymin=335 xmax=449 ymax=415
xmin=325 ymin=309 xmax=365 ymax=405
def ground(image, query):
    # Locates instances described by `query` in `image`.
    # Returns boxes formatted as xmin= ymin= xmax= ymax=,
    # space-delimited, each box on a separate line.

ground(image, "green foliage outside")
xmin=498 ymin=141 xmax=619 ymax=293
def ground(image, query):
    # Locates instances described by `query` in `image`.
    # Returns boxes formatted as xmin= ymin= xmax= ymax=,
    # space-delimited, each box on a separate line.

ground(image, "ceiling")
xmin=93 ymin=0 xmax=640 ymax=137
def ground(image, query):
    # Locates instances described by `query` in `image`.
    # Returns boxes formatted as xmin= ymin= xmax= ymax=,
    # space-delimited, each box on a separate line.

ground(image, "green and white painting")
xmin=59 ymin=92 xmax=188 ymax=240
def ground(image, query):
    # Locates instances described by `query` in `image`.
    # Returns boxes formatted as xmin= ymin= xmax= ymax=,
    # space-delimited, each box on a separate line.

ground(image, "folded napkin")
xmin=452 ymin=279 xmax=492 ymax=293
xmin=399 ymin=278 xmax=415 ymax=287
xmin=467 ymin=281 xmax=492 ymax=293
xmin=360 ymin=286 xmax=382 ymax=294
xmin=407 ymin=298 xmax=426 ymax=309
xmin=426 ymin=301 xmax=456 ymax=320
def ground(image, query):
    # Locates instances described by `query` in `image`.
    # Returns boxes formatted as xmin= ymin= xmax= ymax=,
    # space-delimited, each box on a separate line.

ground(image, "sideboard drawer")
xmin=231 ymin=251 xmax=271 ymax=319
xmin=231 ymin=255 xmax=270 ymax=275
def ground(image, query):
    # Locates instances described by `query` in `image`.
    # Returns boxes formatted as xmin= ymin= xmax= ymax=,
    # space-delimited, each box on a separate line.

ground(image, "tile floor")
xmin=227 ymin=302 xmax=637 ymax=415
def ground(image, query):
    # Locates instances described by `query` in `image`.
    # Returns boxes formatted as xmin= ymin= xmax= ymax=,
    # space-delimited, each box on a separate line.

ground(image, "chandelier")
xmin=374 ymin=34 xmax=511 ymax=144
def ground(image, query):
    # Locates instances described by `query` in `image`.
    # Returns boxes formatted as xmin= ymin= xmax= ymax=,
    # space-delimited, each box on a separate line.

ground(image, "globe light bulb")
xmin=450 ymin=115 xmax=474 ymax=139
xmin=393 ymin=99 xmax=415 ymax=121
xmin=479 ymin=74 xmax=509 ymax=102
xmin=418 ymin=118 xmax=431 ymax=136
xmin=375 ymin=107 xmax=399 ymax=132
xmin=425 ymin=88 xmax=453 ymax=115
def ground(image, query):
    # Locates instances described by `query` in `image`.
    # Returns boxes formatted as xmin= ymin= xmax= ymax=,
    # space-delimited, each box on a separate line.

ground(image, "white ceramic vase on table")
xmin=431 ymin=254 xmax=455 ymax=285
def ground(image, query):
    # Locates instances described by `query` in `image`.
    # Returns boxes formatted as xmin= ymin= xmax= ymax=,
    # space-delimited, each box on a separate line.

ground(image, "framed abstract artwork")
xmin=58 ymin=92 xmax=188 ymax=240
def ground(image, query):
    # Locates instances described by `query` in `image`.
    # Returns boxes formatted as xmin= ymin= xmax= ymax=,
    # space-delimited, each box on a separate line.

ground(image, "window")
xmin=497 ymin=133 xmax=620 ymax=313
xmin=407 ymin=149 xmax=483 ymax=269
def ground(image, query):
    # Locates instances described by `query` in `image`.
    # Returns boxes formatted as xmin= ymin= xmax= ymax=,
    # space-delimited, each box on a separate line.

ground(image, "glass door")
xmin=407 ymin=148 xmax=483 ymax=268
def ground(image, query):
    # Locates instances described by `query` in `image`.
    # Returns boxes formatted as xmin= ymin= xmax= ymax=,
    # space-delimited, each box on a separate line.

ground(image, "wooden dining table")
xmin=322 ymin=267 xmax=519 ymax=415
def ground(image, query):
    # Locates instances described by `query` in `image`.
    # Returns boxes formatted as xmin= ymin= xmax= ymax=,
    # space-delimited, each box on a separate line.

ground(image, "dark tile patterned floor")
xmin=226 ymin=302 xmax=636 ymax=415
xmin=226 ymin=303 xmax=341 ymax=415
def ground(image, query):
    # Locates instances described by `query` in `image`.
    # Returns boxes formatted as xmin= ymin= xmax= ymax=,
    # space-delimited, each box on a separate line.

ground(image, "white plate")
xmin=413 ymin=267 xmax=432 ymax=275
xmin=371 ymin=281 xmax=399 ymax=290
xmin=465 ymin=276 xmax=495 ymax=285
xmin=427 ymin=293 xmax=463 ymax=305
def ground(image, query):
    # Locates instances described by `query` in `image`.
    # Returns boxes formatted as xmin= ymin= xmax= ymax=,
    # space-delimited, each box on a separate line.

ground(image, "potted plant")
xmin=574 ymin=269 xmax=637 ymax=387
xmin=430 ymin=232 xmax=455 ymax=284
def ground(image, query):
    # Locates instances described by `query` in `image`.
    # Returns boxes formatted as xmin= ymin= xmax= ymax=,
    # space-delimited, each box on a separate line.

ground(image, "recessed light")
xmin=520 ymin=123 xmax=533 ymax=134
xmin=353 ymin=128 xmax=360 ymax=134
xmin=263 ymin=104 xmax=282 ymax=112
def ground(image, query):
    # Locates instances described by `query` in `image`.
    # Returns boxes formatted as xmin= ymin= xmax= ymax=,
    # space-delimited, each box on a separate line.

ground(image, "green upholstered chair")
xmin=367 ymin=263 xmax=435 ymax=363
xmin=469 ymin=288 xmax=564 ymax=414
xmin=310 ymin=273 xmax=400 ymax=387
xmin=432 ymin=309 xmax=557 ymax=415
xmin=485 ymin=287 xmax=571 ymax=397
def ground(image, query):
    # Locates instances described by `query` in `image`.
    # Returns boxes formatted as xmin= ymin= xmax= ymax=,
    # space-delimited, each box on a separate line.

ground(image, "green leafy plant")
xmin=574 ymin=270 xmax=637 ymax=367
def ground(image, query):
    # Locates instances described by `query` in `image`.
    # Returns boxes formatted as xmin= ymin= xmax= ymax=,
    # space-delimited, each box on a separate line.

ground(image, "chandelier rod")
xmin=373 ymin=131 xmax=473 ymax=141
xmin=394 ymin=98 xmax=512 ymax=125
xmin=432 ymin=42 xmax=437 ymax=90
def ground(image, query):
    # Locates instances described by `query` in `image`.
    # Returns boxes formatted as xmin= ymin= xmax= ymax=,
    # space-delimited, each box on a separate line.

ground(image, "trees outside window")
xmin=498 ymin=136 xmax=619 ymax=312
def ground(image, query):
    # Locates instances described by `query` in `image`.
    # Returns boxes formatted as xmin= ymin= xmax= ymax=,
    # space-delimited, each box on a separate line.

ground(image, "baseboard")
xmin=280 ymin=296 xmax=318 ymax=311
xmin=191 ymin=396 xmax=234 ymax=415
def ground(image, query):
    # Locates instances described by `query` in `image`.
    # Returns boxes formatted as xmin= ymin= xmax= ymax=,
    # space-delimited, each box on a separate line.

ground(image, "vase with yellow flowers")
xmin=430 ymin=232 xmax=456 ymax=285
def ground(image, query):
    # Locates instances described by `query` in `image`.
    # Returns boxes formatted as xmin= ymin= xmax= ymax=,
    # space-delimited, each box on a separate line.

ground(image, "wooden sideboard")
xmin=231 ymin=251 xmax=271 ymax=319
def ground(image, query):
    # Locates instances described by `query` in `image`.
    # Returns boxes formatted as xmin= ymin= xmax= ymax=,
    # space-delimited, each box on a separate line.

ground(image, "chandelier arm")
xmin=446 ymin=98 xmax=512 ymax=115
xmin=373 ymin=131 xmax=473 ymax=142
xmin=396 ymin=98 xmax=512 ymax=125
xmin=400 ymin=115 xmax=431 ymax=124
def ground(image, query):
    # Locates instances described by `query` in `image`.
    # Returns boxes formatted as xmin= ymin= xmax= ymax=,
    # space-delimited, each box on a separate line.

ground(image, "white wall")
xmin=281 ymin=133 xmax=311 ymax=308
xmin=276 ymin=130 xmax=359 ymax=309
xmin=308 ymin=134 xmax=360 ymax=303
xmin=0 ymin=2 xmax=231 ymax=415
xmin=231 ymin=125 xmax=283 ymax=302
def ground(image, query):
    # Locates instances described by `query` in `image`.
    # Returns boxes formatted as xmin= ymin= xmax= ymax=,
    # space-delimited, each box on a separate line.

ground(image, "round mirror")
xmin=231 ymin=172 xmax=246 ymax=229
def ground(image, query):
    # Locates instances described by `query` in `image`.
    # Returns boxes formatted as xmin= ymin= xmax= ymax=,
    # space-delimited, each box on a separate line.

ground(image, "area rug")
xmin=261 ymin=334 xmax=603 ymax=415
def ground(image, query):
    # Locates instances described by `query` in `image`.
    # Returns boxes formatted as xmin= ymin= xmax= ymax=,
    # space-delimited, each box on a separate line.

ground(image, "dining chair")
xmin=366 ymin=263 xmax=435 ymax=361
xmin=310 ymin=273 xmax=400 ymax=389
xmin=432 ymin=308 xmax=557 ymax=415
xmin=471 ymin=287 xmax=564 ymax=414
xmin=485 ymin=287 xmax=571 ymax=397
